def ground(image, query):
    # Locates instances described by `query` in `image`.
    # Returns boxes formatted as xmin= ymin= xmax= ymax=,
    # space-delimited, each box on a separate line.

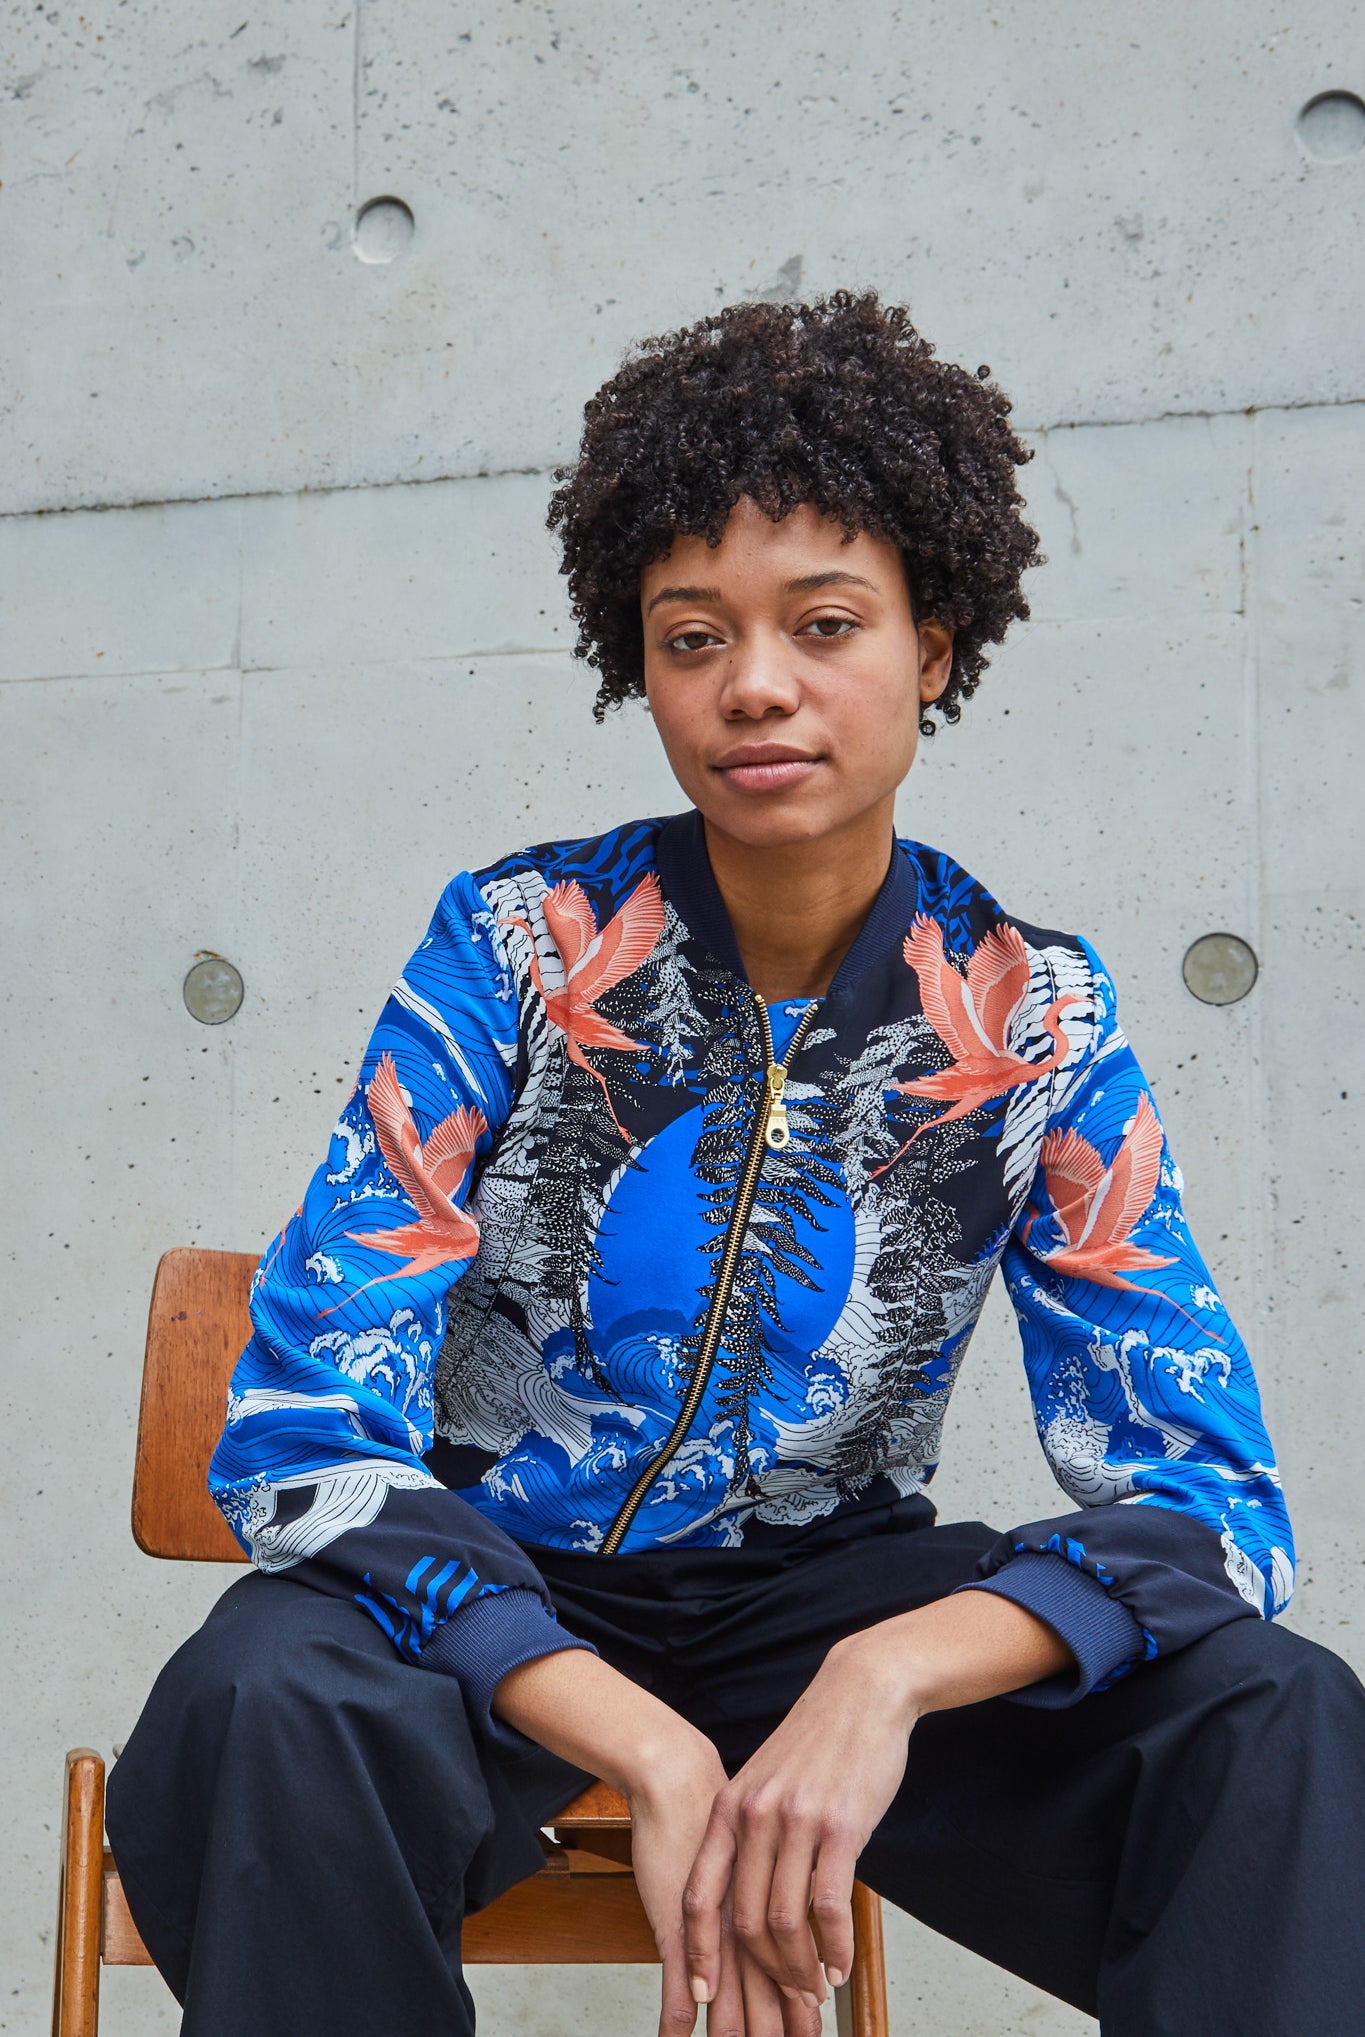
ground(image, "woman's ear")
xmin=917 ymin=620 xmax=954 ymax=704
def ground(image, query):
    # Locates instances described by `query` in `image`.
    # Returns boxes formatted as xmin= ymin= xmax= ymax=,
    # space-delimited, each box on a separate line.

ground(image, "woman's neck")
xmin=703 ymin=803 xmax=896 ymax=1004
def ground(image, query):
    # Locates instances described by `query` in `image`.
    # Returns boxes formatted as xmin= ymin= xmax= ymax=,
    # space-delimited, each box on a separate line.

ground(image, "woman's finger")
xmin=658 ymin=1928 xmax=700 ymax=2037
xmin=703 ymin=1917 xmax=746 ymax=2037
xmin=727 ymin=1804 xmax=781 ymax=1976
xmin=764 ymin=1823 xmax=827 ymax=2000
xmin=778 ymin=1980 xmax=825 ymax=2037
xmin=808 ymin=1830 xmax=860 ymax=1992
xmin=739 ymin=1945 xmax=796 ymax=2037
xmin=682 ymin=1809 xmax=739 ymax=2005
xmin=730 ymin=1809 xmax=824 ymax=2008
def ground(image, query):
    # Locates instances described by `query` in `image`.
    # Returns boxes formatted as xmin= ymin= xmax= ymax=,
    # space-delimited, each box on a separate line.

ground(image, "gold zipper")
xmin=599 ymin=994 xmax=819 ymax=1556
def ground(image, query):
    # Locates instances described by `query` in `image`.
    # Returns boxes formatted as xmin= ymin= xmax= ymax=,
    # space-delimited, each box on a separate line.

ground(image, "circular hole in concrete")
xmin=184 ymin=956 xmax=245 ymax=1025
xmin=1296 ymin=91 xmax=1365 ymax=162
xmin=353 ymin=196 xmax=415 ymax=263
xmin=1181 ymin=933 xmax=1258 ymax=1007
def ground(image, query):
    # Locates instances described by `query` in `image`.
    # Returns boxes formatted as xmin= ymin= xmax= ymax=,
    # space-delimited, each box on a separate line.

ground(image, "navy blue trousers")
xmin=107 ymin=1508 xmax=1365 ymax=2035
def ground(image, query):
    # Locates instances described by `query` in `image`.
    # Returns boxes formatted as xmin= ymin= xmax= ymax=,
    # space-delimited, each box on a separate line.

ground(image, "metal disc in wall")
xmin=1181 ymin=933 xmax=1258 ymax=1007
xmin=183 ymin=956 xmax=245 ymax=1025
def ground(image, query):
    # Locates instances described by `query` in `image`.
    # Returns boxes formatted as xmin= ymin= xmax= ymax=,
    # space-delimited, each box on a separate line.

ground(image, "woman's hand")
xmin=492 ymin=1649 xmax=742 ymax=2035
xmin=682 ymin=1631 xmax=916 ymax=2008
xmin=706 ymin=1942 xmax=827 ymax=2037
xmin=682 ymin=1591 xmax=1074 ymax=2006
xmin=492 ymin=1647 xmax=827 ymax=2034
xmin=624 ymin=1735 xmax=735 ymax=2037
xmin=633 ymin=1762 xmax=825 ymax=2037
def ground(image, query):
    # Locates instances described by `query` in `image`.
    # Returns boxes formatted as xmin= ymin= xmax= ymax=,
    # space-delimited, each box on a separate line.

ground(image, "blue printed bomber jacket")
xmin=212 ymin=811 xmax=1294 ymax=1729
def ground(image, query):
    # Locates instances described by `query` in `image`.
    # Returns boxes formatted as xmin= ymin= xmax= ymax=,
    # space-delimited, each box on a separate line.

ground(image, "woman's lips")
xmin=714 ymin=751 xmax=822 ymax=793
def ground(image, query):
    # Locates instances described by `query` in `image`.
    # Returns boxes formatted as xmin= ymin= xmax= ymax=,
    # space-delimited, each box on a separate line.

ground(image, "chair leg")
xmin=837 ymin=1881 xmax=890 ymax=2037
xmin=54 ymin=1751 xmax=105 ymax=2037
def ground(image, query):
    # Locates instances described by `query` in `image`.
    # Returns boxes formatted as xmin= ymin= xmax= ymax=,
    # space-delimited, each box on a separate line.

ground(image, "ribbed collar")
xmin=654 ymin=808 xmax=919 ymax=999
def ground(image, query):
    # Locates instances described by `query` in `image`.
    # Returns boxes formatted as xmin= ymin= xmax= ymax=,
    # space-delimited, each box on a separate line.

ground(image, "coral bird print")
xmin=502 ymin=875 xmax=665 ymax=1137
xmin=328 ymin=1053 xmax=488 ymax=1311
xmin=877 ymin=914 xmax=1080 ymax=1172
xmin=1025 ymin=1093 xmax=1215 ymax=1337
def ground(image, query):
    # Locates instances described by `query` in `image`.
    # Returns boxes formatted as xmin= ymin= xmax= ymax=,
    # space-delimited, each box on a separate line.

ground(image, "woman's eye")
xmin=665 ymin=630 xmax=719 ymax=653
xmin=803 ymin=616 xmax=857 ymax=639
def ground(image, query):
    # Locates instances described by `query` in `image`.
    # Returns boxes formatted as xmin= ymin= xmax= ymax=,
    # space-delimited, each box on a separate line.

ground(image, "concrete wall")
xmin=3 ymin=5 xmax=1363 ymax=2033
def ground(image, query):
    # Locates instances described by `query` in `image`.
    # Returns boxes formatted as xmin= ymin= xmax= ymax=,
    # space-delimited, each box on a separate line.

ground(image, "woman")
xmin=109 ymin=293 xmax=1364 ymax=2037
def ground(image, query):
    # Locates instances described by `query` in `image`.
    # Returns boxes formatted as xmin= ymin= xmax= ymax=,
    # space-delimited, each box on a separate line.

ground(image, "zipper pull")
xmin=764 ymin=1062 xmax=791 ymax=1150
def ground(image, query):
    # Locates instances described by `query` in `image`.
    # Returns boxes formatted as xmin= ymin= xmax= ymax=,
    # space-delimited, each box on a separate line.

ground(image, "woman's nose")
xmin=719 ymin=635 xmax=801 ymax=716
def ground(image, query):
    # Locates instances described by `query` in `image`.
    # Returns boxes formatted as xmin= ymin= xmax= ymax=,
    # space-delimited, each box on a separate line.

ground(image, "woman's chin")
xmin=698 ymin=795 xmax=854 ymax=852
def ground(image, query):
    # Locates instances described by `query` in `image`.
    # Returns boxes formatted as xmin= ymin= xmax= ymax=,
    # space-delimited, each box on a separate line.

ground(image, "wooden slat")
xmin=843 ymin=1883 xmax=890 ymax=2037
xmin=546 ymin=1846 xmax=633 ymax=1877
xmin=132 ymin=1248 xmax=257 ymax=1561
xmin=100 ymin=1857 xmax=153 ymax=1967
xmin=463 ymin=1871 xmax=658 ymax=1963
xmin=568 ymin=1847 xmax=631 ymax=1875
xmin=54 ymin=1752 xmax=105 ymax=2037
xmin=551 ymin=1825 xmax=634 ymax=1866
xmin=550 ymin=1779 xmax=631 ymax=1826
xmin=549 ymin=1779 xmax=633 ymax=1865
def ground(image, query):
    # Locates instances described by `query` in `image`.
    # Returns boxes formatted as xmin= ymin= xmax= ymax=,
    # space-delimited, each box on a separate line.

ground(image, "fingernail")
xmin=825 ymin=1967 xmax=846 ymax=1989
xmin=690 ymin=1977 xmax=712 ymax=2005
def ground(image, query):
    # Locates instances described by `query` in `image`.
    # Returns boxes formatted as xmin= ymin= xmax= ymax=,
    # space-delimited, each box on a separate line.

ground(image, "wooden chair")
xmin=55 ymin=1247 xmax=891 ymax=2035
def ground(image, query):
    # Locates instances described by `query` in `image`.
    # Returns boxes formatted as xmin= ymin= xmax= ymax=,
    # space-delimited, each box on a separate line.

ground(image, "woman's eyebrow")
xmin=646 ymin=569 xmax=877 ymax=615
xmin=784 ymin=570 xmax=878 ymax=594
xmin=645 ymin=583 xmax=722 ymax=614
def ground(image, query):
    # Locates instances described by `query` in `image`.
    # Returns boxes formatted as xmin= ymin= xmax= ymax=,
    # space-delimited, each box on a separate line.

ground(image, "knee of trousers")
xmin=1184 ymin=1614 xmax=1364 ymax=1705
xmin=108 ymin=1572 xmax=499 ymax=1900
xmin=1242 ymin=1620 xmax=1365 ymax=1734
xmin=1141 ymin=1615 xmax=1365 ymax=1774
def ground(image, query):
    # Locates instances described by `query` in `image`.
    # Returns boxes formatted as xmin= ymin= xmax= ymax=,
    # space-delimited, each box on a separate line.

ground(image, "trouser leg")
xmin=106 ymin=1571 xmax=585 ymax=2037
xmin=865 ymin=1616 xmax=1365 ymax=2034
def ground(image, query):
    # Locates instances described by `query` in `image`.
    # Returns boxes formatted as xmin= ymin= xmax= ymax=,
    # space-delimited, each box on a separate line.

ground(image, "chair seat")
xmin=95 ymin=1781 xmax=644 ymax=1966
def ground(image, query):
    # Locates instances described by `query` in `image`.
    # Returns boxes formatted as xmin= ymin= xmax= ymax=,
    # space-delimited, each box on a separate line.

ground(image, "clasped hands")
xmin=636 ymin=1630 xmax=917 ymax=2037
xmin=493 ymin=1591 xmax=1069 ymax=2037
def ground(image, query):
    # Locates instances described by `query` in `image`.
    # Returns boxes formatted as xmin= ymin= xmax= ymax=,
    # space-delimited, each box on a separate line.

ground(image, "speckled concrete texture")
xmin=3 ymin=5 xmax=1363 ymax=2034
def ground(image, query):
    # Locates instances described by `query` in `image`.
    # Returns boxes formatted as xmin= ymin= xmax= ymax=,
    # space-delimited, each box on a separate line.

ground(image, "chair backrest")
xmin=132 ymin=1247 xmax=256 ymax=1563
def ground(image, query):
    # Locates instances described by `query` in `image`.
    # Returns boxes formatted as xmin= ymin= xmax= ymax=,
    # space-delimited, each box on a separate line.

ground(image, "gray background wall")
xmin=3 ymin=4 xmax=1363 ymax=2031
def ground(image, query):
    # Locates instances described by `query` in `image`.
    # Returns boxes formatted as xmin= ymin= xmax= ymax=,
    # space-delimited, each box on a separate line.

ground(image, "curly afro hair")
xmin=547 ymin=290 xmax=1042 ymax=732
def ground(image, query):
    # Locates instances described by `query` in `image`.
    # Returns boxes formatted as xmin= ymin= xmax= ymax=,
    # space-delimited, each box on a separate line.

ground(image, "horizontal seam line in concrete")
xmin=3 ymin=392 xmax=1363 ymax=523
xmin=0 ymin=463 xmax=551 ymax=523
xmin=237 ymin=644 xmax=574 ymax=671
xmin=0 ymin=645 xmax=578 ymax=685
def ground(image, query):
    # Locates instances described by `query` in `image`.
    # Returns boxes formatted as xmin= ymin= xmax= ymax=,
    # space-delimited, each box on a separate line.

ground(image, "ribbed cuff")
xmin=417 ymin=1586 xmax=597 ymax=1748
xmin=958 ymin=1552 xmax=1145 ymax=1707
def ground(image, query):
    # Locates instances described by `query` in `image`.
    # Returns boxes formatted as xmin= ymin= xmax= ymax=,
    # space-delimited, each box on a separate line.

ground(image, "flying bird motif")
xmin=324 ymin=1053 xmax=488 ymax=1313
xmin=874 ymin=914 xmax=1081 ymax=1174
xmin=1024 ymin=1092 xmax=1216 ymax=1337
xmin=501 ymin=875 xmax=666 ymax=1138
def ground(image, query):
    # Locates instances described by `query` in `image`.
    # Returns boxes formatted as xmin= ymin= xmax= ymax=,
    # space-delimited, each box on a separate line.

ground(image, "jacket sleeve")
xmin=959 ymin=938 xmax=1294 ymax=1705
xmin=208 ymin=870 xmax=593 ymax=1738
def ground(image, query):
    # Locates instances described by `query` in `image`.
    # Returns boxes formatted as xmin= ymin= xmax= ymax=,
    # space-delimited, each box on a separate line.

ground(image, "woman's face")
xmin=640 ymin=497 xmax=952 ymax=851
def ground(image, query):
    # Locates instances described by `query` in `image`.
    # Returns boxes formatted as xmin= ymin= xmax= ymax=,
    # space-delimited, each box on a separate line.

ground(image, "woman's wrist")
xmin=621 ymin=1723 xmax=726 ymax=1809
xmin=823 ymin=1621 xmax=927 ymax=1732
xmin=493 ymin=1645 xmax=721 ymax=1800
